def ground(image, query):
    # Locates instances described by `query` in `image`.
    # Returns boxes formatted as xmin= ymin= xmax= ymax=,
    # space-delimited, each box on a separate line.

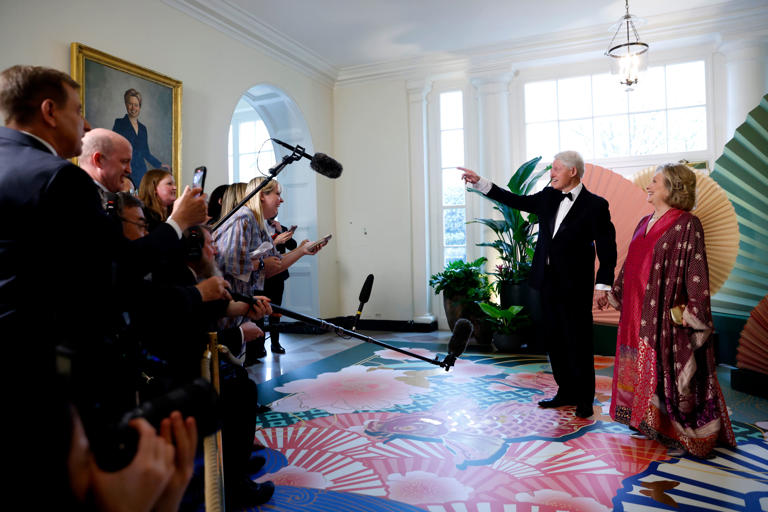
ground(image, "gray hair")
xmin=554 ymin=150 xmax=585 ymax=178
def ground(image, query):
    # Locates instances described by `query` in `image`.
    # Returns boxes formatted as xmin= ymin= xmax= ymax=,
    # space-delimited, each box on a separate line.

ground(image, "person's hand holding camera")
xmin=153 ymin=412 xmax=198 ymax=512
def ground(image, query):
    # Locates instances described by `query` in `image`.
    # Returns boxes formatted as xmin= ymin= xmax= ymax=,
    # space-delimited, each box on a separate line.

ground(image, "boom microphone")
xmin=271 ymin=138 xmax=343 ymax=179
xmin=229 ymin=292 xmax=465 ymax=370
xmin=352 ymin=274 xmax=374 ymax=331
xmin=442 ymin=318 xmax=473 ymax=370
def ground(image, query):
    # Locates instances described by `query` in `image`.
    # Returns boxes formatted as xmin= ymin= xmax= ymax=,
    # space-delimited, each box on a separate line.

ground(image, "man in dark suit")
xmin=0 ymin=64 xmax=198 ymax=510
xmin=461 ymin=151 xmax=616 ymax=418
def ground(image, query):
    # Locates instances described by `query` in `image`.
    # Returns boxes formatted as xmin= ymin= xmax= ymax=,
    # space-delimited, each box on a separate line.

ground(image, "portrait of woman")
xmin=113 ymin=88 xmax=165 ymax=185
xmin=598 ymin=163 xmax=736 ymax=458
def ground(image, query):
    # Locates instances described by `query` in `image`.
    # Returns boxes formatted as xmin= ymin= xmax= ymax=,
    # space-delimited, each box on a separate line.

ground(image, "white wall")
xmin=333 ymin=80 xmax=414 ymax=320
xmin=0 ymin=0 xmax=340 ymax=316
xmin=3 ymin=0 xmax=764 ymax=323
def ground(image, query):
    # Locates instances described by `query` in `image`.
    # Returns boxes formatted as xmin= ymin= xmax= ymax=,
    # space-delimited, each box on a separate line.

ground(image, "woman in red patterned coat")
xmin=597 ymin=163 xmax=736 ymax=458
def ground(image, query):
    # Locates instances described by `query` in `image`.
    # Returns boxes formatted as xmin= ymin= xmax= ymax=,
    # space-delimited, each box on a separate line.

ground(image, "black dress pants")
xmin=539 ymin=275 xmax=595 ymax=408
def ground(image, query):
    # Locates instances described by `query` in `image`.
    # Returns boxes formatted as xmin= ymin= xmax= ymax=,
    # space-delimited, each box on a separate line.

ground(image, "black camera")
xmin=90 ymin=378 xmax=220 ymax=472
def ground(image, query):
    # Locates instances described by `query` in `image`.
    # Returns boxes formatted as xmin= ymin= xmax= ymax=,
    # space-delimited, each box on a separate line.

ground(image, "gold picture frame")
xmin=70 ymin=43 xmax=182 ymax=189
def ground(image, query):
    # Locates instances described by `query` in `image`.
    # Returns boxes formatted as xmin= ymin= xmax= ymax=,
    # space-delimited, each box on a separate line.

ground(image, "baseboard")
xmin=275 ymin=317 xmax=438 ymax=334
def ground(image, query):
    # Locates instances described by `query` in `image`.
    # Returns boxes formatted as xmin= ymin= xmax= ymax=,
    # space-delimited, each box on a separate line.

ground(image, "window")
xmin=439 ymin=91 xmax=466 ymax=266
xmin=228 ymin=99 xmax=276 ymax=183
xmin=524 ymin=60 xmax=707 ymax=160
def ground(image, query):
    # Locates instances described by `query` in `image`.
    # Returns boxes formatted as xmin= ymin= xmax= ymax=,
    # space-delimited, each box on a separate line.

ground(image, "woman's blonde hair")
xmin=138 ymin=168 xmax=173 ymax=221
xmin=657 ymin=163 xmax=697 ymax=211
xmin=245 ymin=177 xmax=280 ymax=228
xmin=220 ymin=182 xmax=247 ymax=218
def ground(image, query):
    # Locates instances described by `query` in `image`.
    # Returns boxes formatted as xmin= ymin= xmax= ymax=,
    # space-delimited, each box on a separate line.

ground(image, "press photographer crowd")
xmin=0 ymin=65 xmax=329 ymax=510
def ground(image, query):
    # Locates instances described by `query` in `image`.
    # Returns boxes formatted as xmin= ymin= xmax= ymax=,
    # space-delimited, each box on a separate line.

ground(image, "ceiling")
xmin=224 ymin=0 xmax=737 ymax=67
xmin=167 ymin=0 xmax=766 ymax=82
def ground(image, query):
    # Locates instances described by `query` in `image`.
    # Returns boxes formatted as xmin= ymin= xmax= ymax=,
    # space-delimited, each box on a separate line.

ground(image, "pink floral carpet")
xmin=246 ymin=342 xmax=768 ymax=511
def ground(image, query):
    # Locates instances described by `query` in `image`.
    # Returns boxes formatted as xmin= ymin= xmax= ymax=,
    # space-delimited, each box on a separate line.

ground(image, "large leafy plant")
xmin=429 ymin=257 xmax=492 ymax=303
xmin=477 ymin=302 xmax=531 ymax=334
xmin=469 ymin=157 xmax=549 ymax=285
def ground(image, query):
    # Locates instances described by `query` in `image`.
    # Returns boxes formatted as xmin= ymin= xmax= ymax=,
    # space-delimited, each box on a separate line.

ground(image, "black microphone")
xmin=352 ymin=274 xmax=374 ymax=331
xmin=271 ymin=138 xmax=343 ymax=179
xmin=230 ymin=292 xmax=468 ymax=371
xmin=442 ymin=318 xmax=473 ymax=371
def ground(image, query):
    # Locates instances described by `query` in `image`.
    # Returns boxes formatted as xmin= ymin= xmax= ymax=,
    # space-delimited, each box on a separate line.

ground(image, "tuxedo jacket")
xmin=487 ymin=183 xmax=617 ymax=299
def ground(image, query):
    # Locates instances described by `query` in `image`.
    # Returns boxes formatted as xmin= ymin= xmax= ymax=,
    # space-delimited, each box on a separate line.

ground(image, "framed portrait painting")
xmin=70 ymin=43 xmax=182 ymax=188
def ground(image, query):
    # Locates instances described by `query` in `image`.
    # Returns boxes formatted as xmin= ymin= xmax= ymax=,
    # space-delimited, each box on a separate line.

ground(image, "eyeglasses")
xmin=118 ymin=216 xmax=150 ymax=231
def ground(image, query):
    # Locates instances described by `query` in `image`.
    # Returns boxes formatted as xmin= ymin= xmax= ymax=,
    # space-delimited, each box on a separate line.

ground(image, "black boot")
xmin=244 ymin=336 xmax=266 ymax=366
xmin=269 ymin=315 xmax=285 ymax=354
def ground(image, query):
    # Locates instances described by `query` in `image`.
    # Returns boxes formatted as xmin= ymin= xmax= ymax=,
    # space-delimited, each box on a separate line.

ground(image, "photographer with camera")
xmin=67 ymin=405 xmax=197 ymax=512
xmin=127 ymin=223 xmax=276 ymax=507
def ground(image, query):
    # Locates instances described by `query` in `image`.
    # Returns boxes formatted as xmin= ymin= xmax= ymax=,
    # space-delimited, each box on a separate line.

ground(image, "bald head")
xmin=80 ymin=128 xmax=133 ymax=193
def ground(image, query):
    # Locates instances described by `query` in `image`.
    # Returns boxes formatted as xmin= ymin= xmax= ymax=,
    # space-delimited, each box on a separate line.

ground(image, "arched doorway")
xmin=228 ymin=84 xmax=320 ymax=316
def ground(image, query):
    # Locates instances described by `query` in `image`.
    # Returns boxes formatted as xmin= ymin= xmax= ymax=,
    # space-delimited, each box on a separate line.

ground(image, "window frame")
xmin=228 ymin=108 xmax=276 ymax=183
xmin=516 ymin=51 xmax=715 ymax=177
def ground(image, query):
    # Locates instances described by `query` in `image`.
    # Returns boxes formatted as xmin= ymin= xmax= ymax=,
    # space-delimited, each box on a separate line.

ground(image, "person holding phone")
xmin=138 ymin=169 xmax=177 ymax=232
xmin=214 ymin=177 xmax=326 ymax=363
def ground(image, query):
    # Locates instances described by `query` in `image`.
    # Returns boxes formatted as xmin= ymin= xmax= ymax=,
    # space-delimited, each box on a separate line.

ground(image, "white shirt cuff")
xmin=473 ymin=176 xmax=492 ymax=194
xmin=595 ymin=284 xmax=611 ymax=291
xmin=165 ymin=218 xmax=183 ymax=239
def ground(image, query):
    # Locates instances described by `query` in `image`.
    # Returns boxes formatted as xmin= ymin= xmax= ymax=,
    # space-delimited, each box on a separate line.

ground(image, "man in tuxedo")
xmin=461 ymin=151 xmax=616 ymax=418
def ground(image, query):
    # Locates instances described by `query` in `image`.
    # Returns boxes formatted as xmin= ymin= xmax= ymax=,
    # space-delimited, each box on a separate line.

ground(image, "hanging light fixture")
xmin=606 ymin=0 xmax=648 ymax=90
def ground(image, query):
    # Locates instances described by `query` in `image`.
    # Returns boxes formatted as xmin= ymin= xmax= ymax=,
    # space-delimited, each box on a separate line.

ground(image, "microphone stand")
xmin=268 ymin=303 xmax=455 ymax=370
xmin=211 ymin=149 xmax=304 ymax=232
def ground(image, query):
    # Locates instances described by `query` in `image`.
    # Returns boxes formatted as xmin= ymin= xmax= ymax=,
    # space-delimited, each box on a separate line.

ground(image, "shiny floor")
xmin=245 ymin=329 xmax=453 ymax=384
xmin=236 ymin=328 xmax=768 ymax=512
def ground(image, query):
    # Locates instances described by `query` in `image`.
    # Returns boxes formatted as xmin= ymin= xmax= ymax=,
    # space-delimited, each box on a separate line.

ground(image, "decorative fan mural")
xmin=582 ymin=164 xmax=653 ymax=325
xmin=709 ymin=94 xmax=768 ymax=316
xmin=632 ymin=165 xmax=739 ymax=298
xmin=736 ymin=295 xmax=768 ymax=375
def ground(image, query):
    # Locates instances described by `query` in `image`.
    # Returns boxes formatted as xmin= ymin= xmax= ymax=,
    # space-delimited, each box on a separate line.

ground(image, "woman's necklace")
xmin=646 ymin=207 xmax=671 ymax=233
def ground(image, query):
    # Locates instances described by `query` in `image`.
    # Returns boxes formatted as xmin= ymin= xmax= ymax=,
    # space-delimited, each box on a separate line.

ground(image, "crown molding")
xmin=165 ymin=0 xmax=767 ymax=88
xmin=162 ymin=0 xmax=338 ymax=86
xmin=336 ymin=0 xmax=768 ymax=86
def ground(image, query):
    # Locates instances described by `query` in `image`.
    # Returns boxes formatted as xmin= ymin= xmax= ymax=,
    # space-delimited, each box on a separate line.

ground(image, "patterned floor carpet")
xmin=243 ymin=340 xmax=768 ymax=511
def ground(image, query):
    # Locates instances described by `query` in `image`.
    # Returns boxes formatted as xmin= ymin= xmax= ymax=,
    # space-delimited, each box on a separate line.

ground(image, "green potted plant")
xmin=468 ymin=156 xmax=549 ymax=313
xmin=429 ymin=257 xmax=492 ymax=333
xmin=478 ymin=301 xmax=532 ymax=352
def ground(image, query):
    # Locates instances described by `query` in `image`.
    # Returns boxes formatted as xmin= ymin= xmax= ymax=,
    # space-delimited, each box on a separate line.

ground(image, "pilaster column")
xmin=719 ymin=38 xmax=768 ymax=148
xmin=407 ymin=80 xmax=435 ymax=324
xmin=470 ymin=71 xmax=514 ymax=266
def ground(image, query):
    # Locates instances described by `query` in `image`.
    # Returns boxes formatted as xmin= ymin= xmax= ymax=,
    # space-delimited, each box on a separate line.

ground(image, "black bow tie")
xmin=559 ymin=192 xmax=573 ymax=202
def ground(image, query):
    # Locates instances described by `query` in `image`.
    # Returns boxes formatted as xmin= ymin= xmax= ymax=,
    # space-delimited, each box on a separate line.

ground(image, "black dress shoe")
xmin=226 ymin=478 xmax=275 ymax=509
xmin=575 ymin=404 xmax=594 ymax=418
xmin=271 ymin=343 xmax=286 ymax=354
xmin=538 ymin=396 xmax=575 ymax=408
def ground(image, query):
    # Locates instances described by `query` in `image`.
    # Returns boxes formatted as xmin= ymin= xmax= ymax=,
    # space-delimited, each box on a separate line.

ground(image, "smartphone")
xmin=288 ymin=225 xmax=297 ymax=233
xmin=192 ymin=165 xmax=207 ymax=191
xmin=307 ymin=233 xmax=332 ymax=251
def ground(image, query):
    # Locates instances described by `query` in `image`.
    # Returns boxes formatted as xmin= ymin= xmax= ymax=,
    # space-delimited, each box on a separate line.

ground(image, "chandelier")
xmin=606 ymin=0 xmax=648 ymax=90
